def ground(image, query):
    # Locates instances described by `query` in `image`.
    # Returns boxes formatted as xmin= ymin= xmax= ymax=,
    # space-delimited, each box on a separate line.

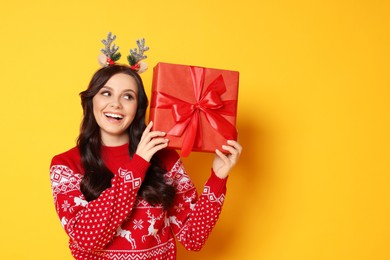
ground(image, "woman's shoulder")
xmin=50 ymin=146 xmax=84 ymax=183
xmin=51 ymin=146 xmax=81 ymax=167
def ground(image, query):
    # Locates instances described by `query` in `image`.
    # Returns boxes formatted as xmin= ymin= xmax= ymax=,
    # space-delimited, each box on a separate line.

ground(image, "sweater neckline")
xmin=101 ymin=143 xmax=129 ymax=157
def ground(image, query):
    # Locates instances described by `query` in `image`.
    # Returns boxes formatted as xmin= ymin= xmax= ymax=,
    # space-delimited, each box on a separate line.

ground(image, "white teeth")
xmin=104 ymin=113 xmax=123 ymax=119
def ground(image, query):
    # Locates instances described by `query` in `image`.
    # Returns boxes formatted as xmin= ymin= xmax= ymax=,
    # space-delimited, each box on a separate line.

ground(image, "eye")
xmin=100 ymin=90 xmax=111 ymax=97
xmin=123 ymin=93 xmax=135 ymax=100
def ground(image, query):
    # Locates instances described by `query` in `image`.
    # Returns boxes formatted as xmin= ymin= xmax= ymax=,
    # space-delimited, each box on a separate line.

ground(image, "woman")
xmin=50 ymin=63 xmax=242 ymax=259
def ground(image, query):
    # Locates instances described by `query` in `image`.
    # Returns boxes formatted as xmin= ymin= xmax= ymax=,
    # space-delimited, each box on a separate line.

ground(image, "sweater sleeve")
xmin=49 ymin=154 xmax=150 ymax=251
xmin=165 ymin=158 xmax=228 ymax=251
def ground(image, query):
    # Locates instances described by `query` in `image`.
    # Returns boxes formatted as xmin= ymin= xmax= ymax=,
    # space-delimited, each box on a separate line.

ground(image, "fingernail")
xmin=161 ymin=132 xmax=166 ymax=135
xmin=165 ymin=138 xmax=169 ymax=142
xmin=222 ymin=145 xmax=228 ymax=149
xmin=227 ymin=140 xmax=234 ymax=144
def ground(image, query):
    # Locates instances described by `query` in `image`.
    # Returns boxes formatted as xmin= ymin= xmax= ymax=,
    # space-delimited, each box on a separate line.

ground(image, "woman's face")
xmin=92 ymin=73 xmax=138 ymax=146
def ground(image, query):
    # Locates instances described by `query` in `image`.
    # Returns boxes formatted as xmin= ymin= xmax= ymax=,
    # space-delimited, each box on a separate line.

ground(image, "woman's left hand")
xmin=212 ymin=140 xmax=242 ymax=179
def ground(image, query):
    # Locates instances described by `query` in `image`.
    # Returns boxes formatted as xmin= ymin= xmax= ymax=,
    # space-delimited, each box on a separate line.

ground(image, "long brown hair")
xmin=77 ymin=65 xmax=175 ymax=209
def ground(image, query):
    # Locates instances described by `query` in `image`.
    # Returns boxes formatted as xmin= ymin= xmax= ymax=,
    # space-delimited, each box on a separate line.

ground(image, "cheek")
xmin=92 ymin=97 xmax=105 ymax=119
xmin=92 ymin=99 xmax=99 ymax=116
xmin=128 ymin=103 xmax=138 ymax=117
xmin=92 ymin=106 xmax=99 ymax=121
xmin=122 ymin=103 xmax=138 ymax=123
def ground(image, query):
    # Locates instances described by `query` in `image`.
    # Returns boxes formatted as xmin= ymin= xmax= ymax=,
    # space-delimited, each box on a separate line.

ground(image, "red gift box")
xmin=149 ymin=62 xmax=239 ymax=157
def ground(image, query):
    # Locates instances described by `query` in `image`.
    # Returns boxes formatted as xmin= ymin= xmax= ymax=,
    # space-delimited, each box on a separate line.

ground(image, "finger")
xmin=137 ymin=140 xmax=169 ymax=162
xmin=140 ymin=121 xmax=154 ymax=141
xmin=147 ymin=131 xmax=167 ymax=139
xmin=227 ymin=140 xmax=243 ymax=154
xmin=144 ymin=137 xmax=169 ymax=150
xmin=141 ymin=130 xmax=166 ymax=146
xmin=141 ymin=131 xmax=166 ymax=146
xmin=147 ymin=142 xmax=169 ymax=156
xmin=221 ymin=144 xmax=239 ymax=157
xmin=215 ymin=149 xmax=230 ymax=165
xmin=221 ymin=145 xmax=240 ymax=166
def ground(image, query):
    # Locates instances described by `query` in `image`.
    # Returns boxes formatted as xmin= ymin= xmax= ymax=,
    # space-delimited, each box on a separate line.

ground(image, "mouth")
xmin=104 ymin=112 xmax=124 ymax=121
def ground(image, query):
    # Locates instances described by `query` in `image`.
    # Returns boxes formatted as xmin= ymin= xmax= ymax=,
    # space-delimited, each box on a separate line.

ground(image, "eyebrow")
xmin=102 ymin=85 xmax=137 ymax=94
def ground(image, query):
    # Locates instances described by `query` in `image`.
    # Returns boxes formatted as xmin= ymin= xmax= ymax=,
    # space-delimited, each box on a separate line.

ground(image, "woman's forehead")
xmin=104 ymin=73 xmax=138 ymax=93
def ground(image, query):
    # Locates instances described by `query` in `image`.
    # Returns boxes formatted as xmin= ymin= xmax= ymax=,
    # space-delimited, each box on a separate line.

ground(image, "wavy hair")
xmin=77 ymin=65 xmax=175 ymax=210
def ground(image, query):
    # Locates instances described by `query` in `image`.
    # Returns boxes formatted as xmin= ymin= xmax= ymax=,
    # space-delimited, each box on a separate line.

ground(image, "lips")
xmin=104 ymin=112 xmax=124 ymax=120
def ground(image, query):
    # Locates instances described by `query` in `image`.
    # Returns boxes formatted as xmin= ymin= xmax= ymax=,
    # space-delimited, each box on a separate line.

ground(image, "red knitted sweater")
xmin=50 ymin=144 xmax=227 ymax=259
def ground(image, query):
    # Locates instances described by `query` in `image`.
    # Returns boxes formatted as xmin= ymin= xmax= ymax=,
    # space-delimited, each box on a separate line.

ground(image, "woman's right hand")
xmin=136 ymin=121 xmax=169 ymax=162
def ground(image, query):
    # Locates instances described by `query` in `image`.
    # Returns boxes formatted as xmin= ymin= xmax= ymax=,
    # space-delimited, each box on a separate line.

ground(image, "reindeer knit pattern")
xmin=50 ymin=144 xmax=227 ymax=260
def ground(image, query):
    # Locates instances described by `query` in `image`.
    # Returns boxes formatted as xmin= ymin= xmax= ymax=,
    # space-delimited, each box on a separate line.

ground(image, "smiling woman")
xmin=49 ymin=57 xmax=242 ymax=259
xmin=92 ymin=73 xmax=139 ymax=146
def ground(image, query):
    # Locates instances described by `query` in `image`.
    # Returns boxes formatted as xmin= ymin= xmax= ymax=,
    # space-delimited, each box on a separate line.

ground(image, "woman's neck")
xmin=100 ymin=134 xmax=129 ymax=147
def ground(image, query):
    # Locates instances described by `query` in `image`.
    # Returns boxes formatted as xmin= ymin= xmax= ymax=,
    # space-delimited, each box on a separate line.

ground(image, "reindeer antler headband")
xmin=98 ymin=32 xmax=150 ymax=74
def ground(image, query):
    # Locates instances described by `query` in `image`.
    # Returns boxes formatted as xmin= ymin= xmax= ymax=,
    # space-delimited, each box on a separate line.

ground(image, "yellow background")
xmin=1 ymin=0 xmax=389 ymax=259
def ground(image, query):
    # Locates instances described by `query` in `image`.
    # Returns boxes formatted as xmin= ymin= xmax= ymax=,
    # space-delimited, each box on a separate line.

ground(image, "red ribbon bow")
xmin=152 ymin=66 xmax=237 ymax=157
xmin=130 ymin=63 xmax=140 ymax=71
xmin=106 ymin=57 xmax=115 ymax=65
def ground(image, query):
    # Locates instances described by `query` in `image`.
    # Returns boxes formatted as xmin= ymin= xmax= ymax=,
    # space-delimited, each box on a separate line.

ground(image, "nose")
xmin=109 ymin=97 xmax=122 ymax=109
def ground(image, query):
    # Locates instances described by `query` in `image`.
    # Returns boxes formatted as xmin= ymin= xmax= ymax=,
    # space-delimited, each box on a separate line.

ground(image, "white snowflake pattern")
xmin=133 ymin=219 xmax=144 ymax=230
xmin=175 ymin=203 xmax=184 ymax=213
xmin=61 ymin=200 xmax=71 ymax=212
